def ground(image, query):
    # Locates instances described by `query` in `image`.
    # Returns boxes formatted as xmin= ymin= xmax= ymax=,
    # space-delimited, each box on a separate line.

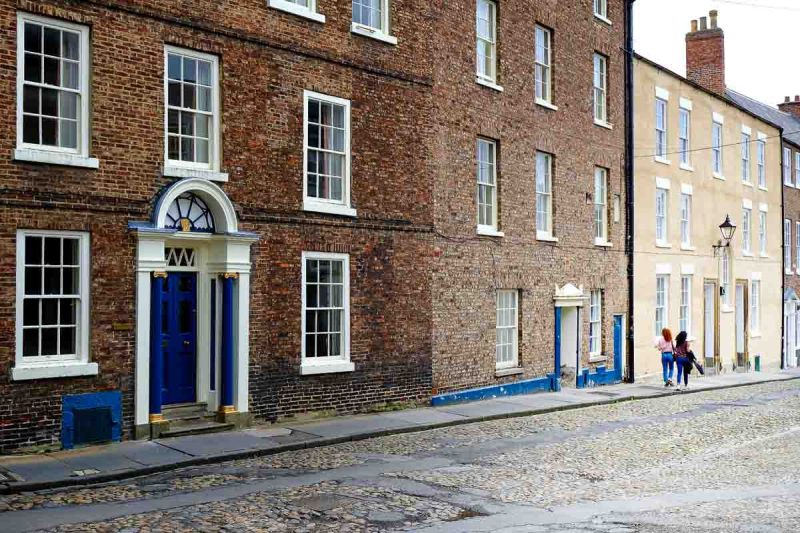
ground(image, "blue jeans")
xmin=662 ymin=353 xmax=674 ymax=383
xmin=676 ymin=356 xmax=690 ymax=386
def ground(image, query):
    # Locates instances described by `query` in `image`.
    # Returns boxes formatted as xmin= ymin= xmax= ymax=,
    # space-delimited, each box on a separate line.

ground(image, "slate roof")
xmin=726 ymin=89 xmax=800 ymax=147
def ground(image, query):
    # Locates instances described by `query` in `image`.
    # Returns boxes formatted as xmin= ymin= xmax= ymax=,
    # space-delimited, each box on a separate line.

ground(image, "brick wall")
xmin=686 ymin=27 xmax=725 ymax=96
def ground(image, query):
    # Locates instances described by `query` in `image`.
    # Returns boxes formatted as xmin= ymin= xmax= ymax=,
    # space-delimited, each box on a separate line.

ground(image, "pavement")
xmin=1 ymin=368 xmax=797 ymax=495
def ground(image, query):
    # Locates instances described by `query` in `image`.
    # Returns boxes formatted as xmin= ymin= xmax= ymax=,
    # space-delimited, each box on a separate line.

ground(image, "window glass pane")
xmin=60 ymin=327 xmax=76 ymax=355
xmin=24 ymin=299 xmax=39 ymax=326
xmin=60 ymin=299 xmax=77 ymax=325
xmin=24 ymin=52 xmax=42 ymax=83
xmin=42 ymin=299 xmax=58 ymax=325
xmin=41 ymin=327 xmax=58 ymax=355
xmin=24 ymin=23 xmax=42 ymax=53
xmin=43 ymin=56 xmax=60 ymax=85
xmin=43 ymin=27 xmax=60 ymax=56
xmin=23 ymin=328 xmax=39 ymax=357
xmin=25 ymin=266 xmax=42 ymax=295
xmin=25 ymin=236 xmax=42 ymax=265
xmin=62 ymin=31 xmax=79 ymax=60
xmin=44 ymin=237 xmax=61 ymax=265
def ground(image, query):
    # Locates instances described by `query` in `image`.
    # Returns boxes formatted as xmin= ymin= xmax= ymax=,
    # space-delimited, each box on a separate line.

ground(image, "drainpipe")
xmin=624 ymin=0 xmax=636 ymax=382
xmin=781 ymin=136 xmax=786 ymax=370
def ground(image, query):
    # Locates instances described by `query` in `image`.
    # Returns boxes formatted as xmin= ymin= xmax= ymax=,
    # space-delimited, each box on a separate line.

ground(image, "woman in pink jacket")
xmin=656 ymin=328 xmax=675 ymax=387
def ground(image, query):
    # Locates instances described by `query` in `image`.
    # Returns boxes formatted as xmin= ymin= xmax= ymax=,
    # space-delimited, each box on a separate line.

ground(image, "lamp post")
xmin=712 ymin=215 xmax=737 ymax=257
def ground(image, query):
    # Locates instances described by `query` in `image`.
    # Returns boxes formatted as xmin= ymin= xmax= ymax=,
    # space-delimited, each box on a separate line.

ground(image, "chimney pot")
xmin=691 ymin=20 xmax=698 ymax=32
xmin=700 ymin=16 xmax=707 ymax=30
xmin=710 ymin=10 xmax=718 ymax=29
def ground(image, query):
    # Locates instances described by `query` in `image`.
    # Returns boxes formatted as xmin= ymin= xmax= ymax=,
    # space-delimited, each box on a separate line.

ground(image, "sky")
xmin=633 ymin=0 xmax=800 ymax=108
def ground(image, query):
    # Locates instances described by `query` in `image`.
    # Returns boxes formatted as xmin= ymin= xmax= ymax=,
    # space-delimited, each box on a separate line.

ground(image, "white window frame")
xmin=268 ymin=0 xmax=326 ymax=23
xmin=741 ymin=133 xmax=751 ymax=184
xmin=13 ymin=230 xmax=95 ymax=381
xmin=15 ymin=13 xmax=96 ymax=169
xmin=536 ymin=151 xmax=554 ymax=240
xmin=593 ymin=53 xmax=609 ymax=126
xmin=351 ymin=0 xmax=396 ymax=45
xmin=495 ymin=289 xmax=519 ymax=369
xmin=795 ymin=152 xmax=800 ymax=189
xmin=759 ymin=209 xmax=767 ymax=256
xmin=750 ymin=279 xmax=761 ymax=334
xmin=589 ymin=290 xmax=602 ymax=356
xmin=786 ymin=219 xmax=793 ymax=273
xmin=680 ymin=275 xmax=692 ymax=336
xmin=655 ymin=186 xmax=668 ymax=245
xmin=593 ymin=0 xmax=610 ymax=22
xmin=742 ymin=207 xmax=752 ymax=255
xmin=477 ymin=138 xmax=500 ymax=235
xmin=721 ymin=249 xmax=731 ymax=307
xmin=300 ymin=251 xmax=354 ymax=375
xmin=655 ymin=275 xmax=669 ymax=336
xmin=163 ymin=46 xmax=224 ymax=180
xmin=476 ymin=0 xmax=498 ymax=87
xmin=712 ymin=120 xmax=723 ymax=177
xmin=680 ymin=192 xmax=691 ymax=248
xmin=534 ymin=25 xmax=553 ymax=107
xmin=757 ymin=139 xmax=766 ymax=189
xmin=796 ymin=221 xmax=800 ymax=272
xmin=302 ymin=90 xmax=356 ymax=217
xmin=655 ymin=98 xmax=667 ymax=161
xmin=594 ymin=167 xmax=609 ymax=245
xmin=785 ymin=147 xmax=793 ymax=186
xmin=679 ymin=108 xmax=691 ymax=168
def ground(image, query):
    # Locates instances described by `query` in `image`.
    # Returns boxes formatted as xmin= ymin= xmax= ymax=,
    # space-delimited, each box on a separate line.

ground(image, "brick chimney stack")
xmin=778 ymin=95 xmax=800 ymax=118
xmin=686 ymin=10 xmax=726 ymax=95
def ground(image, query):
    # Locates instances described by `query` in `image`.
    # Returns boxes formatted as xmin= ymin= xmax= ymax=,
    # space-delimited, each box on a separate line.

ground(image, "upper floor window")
xmin=741 ymin=133 xmax=751 ymax=184
xmin=712 ymin=120 xmax=723 ymax=175
xmin=477 ymin=138 xmax=499 ymax=234
xmin=750 ymin=280 xmax=761 ymax=333
xmin=679 ymin=108 xmax=690 ymax=166
xmin=757 ymin=139 xmax=766 ymax=188
xmin=795 ymin=152 xmax=800 ymax=188
xmin=589 ymin=290 xmax=602 ymax=356
xmin=655 ymin=98 xmax=667 ymax=160
xmin=784 ymin=147 xmax=793 ymax=186
xmin=303 ymin=91 xmax=355 ymax=217
xmin=594 ymin=167 xmax=609 ymax=244
xmin=742 ymin=207 xmax=752 ymax=255
xmin=680 ymin=192 xmax=692 ymax=247
xmin=796 ymin=222 xmax=800 ymax=271
xmin=655 ymin=275 xmax=669 ymax=336
xmin=165 ymin=47 xmax=220 ymax=171
xmin=496 ymin=290 xmax=518 ymax=369
xmin=352 ymin=0 xmax=395 ymax=43
xmin=536 ymin=151 xmax=553 ymax=239
xmin=476 ymin=0 xmax=498 ymax=85
xmin=785 ymin=219 xmax=793 ymax=272
xmin=268 ymin=0 xmax=326 ymax=23
xmin=594 ymin=0 xmax=609 ymax=20
xmin=534 ymin=25 xmax=552 ymax=105
xmin=17 ymin=14 xmax=90 ymax=160
xmin=759 ymin=210 xmax=767 ymax=256
xmin=593 ymin=53 xmax=608 ymax=125
xmin=655 ymin=186 xmax=668 ymax=245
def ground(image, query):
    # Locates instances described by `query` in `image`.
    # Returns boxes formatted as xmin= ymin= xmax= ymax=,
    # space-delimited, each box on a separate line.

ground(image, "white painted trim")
xmin=235 ymin=272 xmax=251 ymax=413
xmin=654 ymin=156 xmax=671 ymax=166
xmin=351 ymin=22 xmax=397 ymax=45
xmin=16 ymin=13 xmax=91 ymax=159
xmin=713 ymin=112 xmax=725 ymax=124
xmin=594 ymin=119 xmax=614 ymax=130
xmin=154 ymin=178 xmax=239 ymax=233
xmin=655 ymin=176 xmax=671 ymax=189
xmin=135 ymin=270 xmax=151 ymax=426
xmin=751 ymin=271 xmax=762 ymax=281
xmin=300 ymin=361 xmax=356 ymax=375
xmin=268 ymin=0 xmax=326 ymax=22
xmin=163 ymin=166 xmax=229 ymax=182
xmin=742 ymin=198 xmax=753 ymax=209
xmin=680 ymin=163 xmax=695 ymax=172
xmin=537 ymin=232 xmax=559 ymax=242
xmin=476 ymin=77 xmax=504 ymax=92
xmin=713 ymin=172 xmax=726 ymax=181
xmin=655 ymin=86 xmax=670 ymax=100
xmin=742 ymin=125 xmax=752 ymax=135
xmin=594 ymin=239 xmax=613 ymax=247
xmin=13 ymin=149 xmax=99 ymax=169
xmin=303 ymin=200 xmax=357 ymax=217
xmin=679 ymin=97 xmax=693 ymax=111
xmin=757 ymin=132 xmax=768 ymax=141
xmin=12 ymin=362 xmax=98 ymax=381
xmin=656 ymin=263 xmax=672 ymax=275
xmin=759 ymin=203 xmax=768 ymax=212
xmin=681 ymin=183 xmax=693 ymax=195
xmin=535 ymin=98 xmax=559 ymax=111
xmin=681 ymin=263 xmax=695 ymax=275
xmin=593 ymin=13 xmax=612 ymax=25
xmin=478 ymin=225 xmax=505 ymax=237
xmin=300 ymin=251 xmax=351 ymax=372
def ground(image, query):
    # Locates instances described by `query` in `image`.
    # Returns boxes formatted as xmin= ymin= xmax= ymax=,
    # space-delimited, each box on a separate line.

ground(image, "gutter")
xmin=624 ymin=0 xmax=636 ymax=382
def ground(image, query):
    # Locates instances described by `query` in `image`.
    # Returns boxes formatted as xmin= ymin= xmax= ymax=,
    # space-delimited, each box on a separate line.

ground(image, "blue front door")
xmin=162 ymin=272 xmax=197 ymax=405
xmin=613 ymin=315 xmax=623 ymax=379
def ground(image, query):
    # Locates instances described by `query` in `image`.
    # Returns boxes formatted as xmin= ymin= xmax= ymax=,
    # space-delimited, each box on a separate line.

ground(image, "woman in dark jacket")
xmin=673 ymin=331 xmax=697 ymax=391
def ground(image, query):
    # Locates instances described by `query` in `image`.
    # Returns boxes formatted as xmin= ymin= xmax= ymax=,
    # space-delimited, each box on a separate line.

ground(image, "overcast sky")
xmin=633 ymin=0 xmax=800 ymax=108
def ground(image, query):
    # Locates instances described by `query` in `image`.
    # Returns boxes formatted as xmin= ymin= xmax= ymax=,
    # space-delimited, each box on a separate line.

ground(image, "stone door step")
xmin=162 ymin=403 xmax=210 ymax=421
xmin=159 ymin=421 xmax=235 ymax=439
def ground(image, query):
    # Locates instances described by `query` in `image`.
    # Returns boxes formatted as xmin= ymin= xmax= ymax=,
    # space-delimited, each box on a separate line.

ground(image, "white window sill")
xmin=12 ymin=362 xmax=98 ymax=381
xmin=163 ymin=165 xmax=229 ymax=182
xmin=594 ymin=239 xmax=613 ymax=248
xmin=743 ymin=181 xmax=754 ymax=188
xmin=713 ymin=172 xmax=726 ymax=181
xmin=477 ymin=225 xmax=504 ymax=237
xmin=760 ymin=253 xmax=769 ymax=259
xmin=300 ymin=361 xmax=355 ymax=375
xmin=495 ymin=367 xmax=524 ymax=378
xmin=742 ymin=251 xmax=754 ymax=257
xmin=476 ymin=77 xmax=504 ymax=92
xmin=784 ymin=181 xmax=794 ymax=188
xmin=537 ymin=232 xmax=558 ymax=242
xmin=655 ymin=242 xmax=672 ymax=249
xmin=351 ymin=23 xmax=397 ymax=45
xmin=14 ymin=149 xmax=99 ymax=169
xmin=750 ymin=331 xmax=762 ymax=339
xmin=654 ymin=157 xmax=671 ymax=166
xmin=303 ymin=201 xmax=357 ymax=218
xmin=594 ymin=13 xmax=612 ymax=25
xmin=268 ymin=0 xmax=325 ymax=23
xmin=787 ymin=269 xmax=795 ymax=276
xmin=680 ymin=244 xmax=696 ymax=251
xmin=721 ymin=305 xmax=734 ymax=314
xmin=594 ymin=119 xmax=613 ymax=130
xmin=759 ymin=186 xmax=768 ymax=192
xmin=589 ymin=355 xmax=606 ymax=363
xmin=535 ymin=98 xmax=558 ymax=111
xmin=679 ymin=163 xmax=695 ymax=172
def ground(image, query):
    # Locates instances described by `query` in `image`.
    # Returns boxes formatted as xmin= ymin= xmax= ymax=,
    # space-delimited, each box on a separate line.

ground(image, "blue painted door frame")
xmin=613 ymin=314 xmax=623 ymax=374
xmin=162 ymin=272 xmax=197 ymax=405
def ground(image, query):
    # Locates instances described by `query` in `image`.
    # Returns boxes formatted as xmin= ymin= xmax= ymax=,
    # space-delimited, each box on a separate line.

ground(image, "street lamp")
xmin=713 ymin=215 xmax=737 ymax=257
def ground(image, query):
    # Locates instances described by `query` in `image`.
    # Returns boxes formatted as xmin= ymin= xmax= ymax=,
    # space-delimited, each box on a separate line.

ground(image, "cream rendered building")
xmin=633 ymin=55 xmax=783 ymax=379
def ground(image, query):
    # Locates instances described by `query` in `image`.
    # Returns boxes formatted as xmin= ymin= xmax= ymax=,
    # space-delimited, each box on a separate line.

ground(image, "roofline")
xmin=726 ymin=88 xmax=800 ymax=150
xmin=633 ymin=53 xmax=784 ymax=134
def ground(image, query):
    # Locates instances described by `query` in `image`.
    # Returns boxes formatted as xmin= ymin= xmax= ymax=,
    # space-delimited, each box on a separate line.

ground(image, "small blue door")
xmin=613 ymin=315 xmax=623 ymax=380
xmin=162 ymin=272 xmax=197 ymax=405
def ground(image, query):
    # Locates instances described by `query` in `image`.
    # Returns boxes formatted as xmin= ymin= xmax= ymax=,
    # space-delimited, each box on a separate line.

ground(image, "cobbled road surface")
xmin=3 ymin=380 xmax=800 ymax=532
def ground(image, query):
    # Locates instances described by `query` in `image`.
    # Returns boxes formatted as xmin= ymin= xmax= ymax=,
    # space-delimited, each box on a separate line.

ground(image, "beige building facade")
xmin=633 ymin=55 xmax=783 ymax=379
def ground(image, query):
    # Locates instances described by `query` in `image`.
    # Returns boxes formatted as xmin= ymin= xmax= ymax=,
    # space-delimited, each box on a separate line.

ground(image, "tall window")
xmin=496 ymin=290 xmax=518 ymax=369
xmin=655 ymin=98 xmax=667 ymax=159
xmin=786 ymin=219 xmax=793 ymax=272
xmin=477 ymin=139 xmax=498 ymax=232
xmin=304 ymin=91 xmax=353 ymax=216
xmin=655 ymin=187 xmax=668 ymax=244
xmin=352 ymin=0 xmax=389 ymax=33
xmin=476 ymin=0 xmax=497 ymax=84
xmin=785 ymin=147 xmax=793 ymax=186
xmin=795 ymin=152 xmax=800 ymax=188
xmin=536 ymin=152 xmax=553 ymax=238
xmin=796 ymin=221 xmax=800 ymax=271
xmin=742 ymin=208 xmax=752 ymax=254
xmin=534 ymin=26 xmax=552 ymax=104
xmin=759 ymin=210 xmax=767 ymax=256
xmin=17 ymin=14 xmax=89 ymax=156
xmin=655 ymin=275 xmax=669 ymax=336
xmin=680 ymin=275 xmax=692 ymax=335
xmin=589 ymin=290 xmax=602 ymax=356
xmin=712 ymin=120 xmax=723 ymax=175
xmin=165 ymin=47 xmax=219 ymax=169
xmin=741 ymin=133 xmax=751 ymax=183
xmin=721 ymin=250 xmax=730 ymax=306
xmin=301 ymin=253 xmax=351 ymax=370
xmin=750 ymin=280 xmax=761 ymax=333
xmin=679 ymin=108 xmax=691 ymax=166
xmin=16 ymin=231 xmax=89 ymax=367
xmin=757 ymin=140 xmax=766 ymax=188
xmin=680 ymin=193 xmax=691 ymax=247
xmin=594 ymin=167 xmax=608 ymax=244
xmin=594 ymin=0 xmax=608 ymax=19
xmin=593 ymin=54 xmax=608 ymax=124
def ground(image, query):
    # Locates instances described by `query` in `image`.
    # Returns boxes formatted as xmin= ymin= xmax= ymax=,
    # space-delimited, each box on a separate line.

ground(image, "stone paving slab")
xmin=154 ymin=432 xmax=269 ymax=457
xmin=285 ymin=413 xmax=413 ymax=439
xmin=378 ymin=408 xmax=469 ymax=426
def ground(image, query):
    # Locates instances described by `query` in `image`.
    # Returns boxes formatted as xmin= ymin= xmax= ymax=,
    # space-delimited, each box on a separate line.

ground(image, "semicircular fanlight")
xmin=164 ymin=192 xmax=216 ymax=232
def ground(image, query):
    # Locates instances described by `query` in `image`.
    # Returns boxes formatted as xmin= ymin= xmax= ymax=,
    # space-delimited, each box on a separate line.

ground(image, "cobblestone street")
xmin=3 ymin=380 xmax=800 ymax=532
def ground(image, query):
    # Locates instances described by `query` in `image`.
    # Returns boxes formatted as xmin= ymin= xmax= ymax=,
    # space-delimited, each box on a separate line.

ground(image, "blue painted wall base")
xmin=577 ymin=365 xmax=623 ymax=388
xmin=431 ymin=374 xmax=557 ymax=407
xmin=61 ymin=391 xmax=122 ymax=450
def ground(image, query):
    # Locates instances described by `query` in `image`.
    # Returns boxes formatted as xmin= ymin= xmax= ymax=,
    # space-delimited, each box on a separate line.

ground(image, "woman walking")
xmin=656 ymin=328 xmax=675 ymax=387
xmin=674 ymin=331 xmax=699 ymax=391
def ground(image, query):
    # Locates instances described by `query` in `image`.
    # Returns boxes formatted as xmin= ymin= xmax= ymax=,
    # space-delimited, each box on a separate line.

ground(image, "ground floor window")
xmin=680 ymin=275 xmax=692 ymax=335
xmin=655 ymin=275 xmax=669 ymax=336
xmin=496 ymin=290 xmax=518 ymax=369
xmin=750 ymin=280 xmax=760 ymax=333
xmin=589 ymin=290 xmax=602 ymax=355
xmin=301 ymin=252 xmax=350 ymax=366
